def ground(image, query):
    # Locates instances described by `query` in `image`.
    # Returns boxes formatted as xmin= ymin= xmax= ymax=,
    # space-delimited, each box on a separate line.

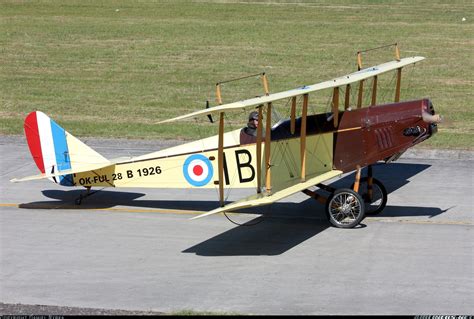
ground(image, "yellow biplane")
xmin=11 ymin=44 xmax=441 ymax=228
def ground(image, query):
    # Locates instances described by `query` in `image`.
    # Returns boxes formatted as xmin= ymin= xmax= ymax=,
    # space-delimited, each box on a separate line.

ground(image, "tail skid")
xmin=17 ymin=111 xmax=110 ymax=185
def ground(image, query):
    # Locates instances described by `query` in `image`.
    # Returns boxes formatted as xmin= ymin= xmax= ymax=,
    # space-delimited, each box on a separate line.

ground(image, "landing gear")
xmin=326 ymin=188 xmax=365 ymax=228
xmin=75 ymin=186 xmax=96 ymax=205
xmin=350 ymin=177 xmax=387 ymax=215
xmin=303 ymin=165 xmax=388 ymax=228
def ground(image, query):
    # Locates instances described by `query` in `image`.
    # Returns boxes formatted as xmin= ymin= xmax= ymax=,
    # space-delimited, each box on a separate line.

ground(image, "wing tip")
xmin=189 ymin=212 xmax=217 ymax=220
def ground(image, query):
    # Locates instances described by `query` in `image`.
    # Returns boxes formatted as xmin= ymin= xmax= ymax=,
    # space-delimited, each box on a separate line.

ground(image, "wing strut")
xmin=395 ymin=68 xmax=402 ymax=102
xmin=357 ymin=80 xmax=364 ymax=109
xmin=218 ymin=112 xmax=225 ymax=206
xmin=371 ymin=75 xmax=378 ymax=106
xmin=344 ymin=84 xmax=351 ymax=110
xmin=216 ymin=84 xmax=223 ymax=105
xmin=216 ymin=82 xmax=224 ymax=206
xmin=300 ymin=94 xmax=308 ymax=182
xmin=332 ymin=87 xmax=339 ymax=128
xmin=256 ymin=105 xmax=263 ymax=193
xmin=261 ymin=73 xmax=270 ymax=96
xmin=393 ymin=42 xmax=402 ymax=102
xmin=290 ymin=96 xmax=296 ymax=134
xmin=264 ymin=102 xmax=272 ymax=194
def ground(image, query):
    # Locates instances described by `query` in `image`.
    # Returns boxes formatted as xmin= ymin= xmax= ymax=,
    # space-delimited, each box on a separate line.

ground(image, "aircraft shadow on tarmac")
xmin=183 ymin=216 xmax=332 ymax=256
xmin=182 ymin=205 xmax=448 ymax=257
xmin=17 ymin=162 xmax=448 ymax=255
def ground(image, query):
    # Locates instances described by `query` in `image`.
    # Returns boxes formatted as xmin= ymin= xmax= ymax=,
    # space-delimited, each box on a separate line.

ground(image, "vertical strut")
xmin=300 ymin=94 xmax=308 ymax=182
xmin=357 ymin=52 xmax=362 ymax=71
xmin=332 ymin=87 xmax=339 ymax=128
xmin=290 ymin=96 xmax=296 ymax=135
xmin=265 ymin=102 xmax=272 ymax=194
xmin=261 ymin=73 xmax=270 ymax=96
xmin=371 ymin=76 xmax=378 ymax=106
xmin=395 ymin=68 xmax=402 ymax=102
xmin=216 ymin=83 xmax=223 ymax=105
xmin=218 ymin=112 xmax=225 ymax=206
xmin=357 ymin=80 xmax=364 ymax=109
xmin=256 ymin=105 xmax=263 ymax=193
xmin=344 ymin=84 xmax=351 ymax=110
xmin=395 ymin=43 xmax=401 ymax=61
xmin=367 ymin=165 xmax=373 ymax=201
xmin=353 ymin=165 xmax=362 ymax=193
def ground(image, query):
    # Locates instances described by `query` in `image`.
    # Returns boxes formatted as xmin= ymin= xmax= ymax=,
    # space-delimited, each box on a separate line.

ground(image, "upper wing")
xmin=160 ymin=56 xmax=425 ymax=124
xmin=190 ymin=169 xmax=342 ymax=220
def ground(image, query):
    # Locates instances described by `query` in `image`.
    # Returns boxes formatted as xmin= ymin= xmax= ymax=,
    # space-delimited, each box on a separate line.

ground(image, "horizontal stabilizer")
xmin=10 ymin=162 xmax=114 ymax=183
xmin=190 ymin=169 xmax=343 ymax=220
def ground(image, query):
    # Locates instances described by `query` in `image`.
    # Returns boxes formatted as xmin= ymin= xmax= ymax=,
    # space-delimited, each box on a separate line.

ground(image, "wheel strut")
xmin=75 ymin=186 xmax=97 ymax=205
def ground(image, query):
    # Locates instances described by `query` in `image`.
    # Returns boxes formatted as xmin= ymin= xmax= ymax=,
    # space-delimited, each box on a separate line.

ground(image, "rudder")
xmin=24 ymin=111 xmax=109 ymax=186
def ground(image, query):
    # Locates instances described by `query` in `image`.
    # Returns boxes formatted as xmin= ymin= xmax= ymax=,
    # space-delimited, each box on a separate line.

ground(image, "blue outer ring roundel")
xmin=183 ymin=154 xmax=214 ymax=187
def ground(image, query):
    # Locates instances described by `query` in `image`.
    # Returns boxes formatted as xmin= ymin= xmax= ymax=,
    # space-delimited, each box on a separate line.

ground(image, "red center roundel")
xmin=193 ymin=165 xmax=203 ymax=176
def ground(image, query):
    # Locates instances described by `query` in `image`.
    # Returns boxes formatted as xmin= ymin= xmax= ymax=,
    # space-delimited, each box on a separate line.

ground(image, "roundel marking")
xmin=183 ymin=154 xmax=214 ymax=187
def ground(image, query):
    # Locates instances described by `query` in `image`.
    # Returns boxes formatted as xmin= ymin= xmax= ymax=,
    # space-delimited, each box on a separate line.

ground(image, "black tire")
xmin=326 ymin=188 xmax=365 ymax=228
xmin=351 ymin=177 xmax=387 ymax=215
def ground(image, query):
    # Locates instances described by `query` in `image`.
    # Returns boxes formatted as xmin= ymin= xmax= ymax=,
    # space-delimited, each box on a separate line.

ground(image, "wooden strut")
xmin=261 ymin=73 xmax=270 ymax=96
xmin=394 ymin=43 xmax=401 ymax=103
xmin=367 ymin=165 xmax=373 ymax=202
xmin=344 ymin=84 xmax=351 ymax=110
xmin=395 ymin=68 xmax=402 ymax=102
xmin=256 ymin=105 xmax=263 ymax=193
xmin=357 ymin=52 xmax=363 ymax=71
xmin=357 ymin=50 xmax=363 ymax=108
xmin=332 ymin=87 xmax=339 ymax=128
xmin=264 ymin=102 xmax=272 ymax=194
xmin=216 ymin=83 xmax=223 ymax=105
xmin=371 ymin=75 xmax=378 ymax=106
xmin=395 ymin=43 xmax=401 ymax=61
xmin=353 ymin=165 xmax=361 ymax=193
xmin=218 ymin=112 xmax=225 ymax=206
xmin=300 ymin=94 xmax=308 ymax=182
xmin=357 ymin=80 xmax=364 ymax=109
xmin=290 ymin=96 xmax=296 ymax=135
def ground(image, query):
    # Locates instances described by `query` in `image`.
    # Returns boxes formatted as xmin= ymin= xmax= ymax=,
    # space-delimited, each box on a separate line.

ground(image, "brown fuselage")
xmin=271 ymin=98 xmax=438 ymax=173
xmin=334 ymin=99 xmax=437 ymax=172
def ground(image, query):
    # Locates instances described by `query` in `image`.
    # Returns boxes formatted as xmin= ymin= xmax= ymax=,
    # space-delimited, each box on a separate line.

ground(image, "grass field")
xmin=1 ymin=0 xmax=472 ymax=149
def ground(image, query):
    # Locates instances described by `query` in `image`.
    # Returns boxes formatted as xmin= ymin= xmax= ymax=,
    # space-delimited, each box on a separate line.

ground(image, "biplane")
xmin=11 ymin=44 xmax=441 ymax=228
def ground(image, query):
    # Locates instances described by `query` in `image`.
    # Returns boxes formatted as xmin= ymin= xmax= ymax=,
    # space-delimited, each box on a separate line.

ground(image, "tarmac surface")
xmin=0 ymin=136 xmax=473 ymax=315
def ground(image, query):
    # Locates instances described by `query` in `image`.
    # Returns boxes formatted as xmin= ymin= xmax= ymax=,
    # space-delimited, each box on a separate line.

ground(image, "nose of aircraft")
xmin=422 ymin=100 xmax=442 ymax=124
xmin=422 ymin=111 xmax=442 ymax=123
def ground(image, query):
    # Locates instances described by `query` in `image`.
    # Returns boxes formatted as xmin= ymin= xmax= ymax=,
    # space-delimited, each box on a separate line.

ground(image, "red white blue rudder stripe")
xmin=24 ymin=111 xmax=74 ymax=186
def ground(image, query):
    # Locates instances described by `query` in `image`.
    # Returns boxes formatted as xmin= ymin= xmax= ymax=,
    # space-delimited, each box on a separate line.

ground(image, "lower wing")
xmin=191 ymin=169 xmax=342 ymax=220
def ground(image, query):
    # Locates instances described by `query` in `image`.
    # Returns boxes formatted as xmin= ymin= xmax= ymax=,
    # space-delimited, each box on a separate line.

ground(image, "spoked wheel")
xmin=326 ymin=188 xmax=365 ymax=228
xmin=351 ymin=177 xmax=387 ymax=215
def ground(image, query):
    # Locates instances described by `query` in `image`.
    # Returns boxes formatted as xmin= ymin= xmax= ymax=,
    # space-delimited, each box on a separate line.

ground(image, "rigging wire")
xmin=379 ymin=71 xmax=397 ymax=104
xmin=223 ymin=211 xmax=264 ymax=226
xmin=404 ymin=63 xmax=417 ymax=99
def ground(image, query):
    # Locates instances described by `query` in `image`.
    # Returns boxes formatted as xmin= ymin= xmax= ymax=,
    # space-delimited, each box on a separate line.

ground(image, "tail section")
xmin=24 ymin=111 xmax=109 ymax=186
